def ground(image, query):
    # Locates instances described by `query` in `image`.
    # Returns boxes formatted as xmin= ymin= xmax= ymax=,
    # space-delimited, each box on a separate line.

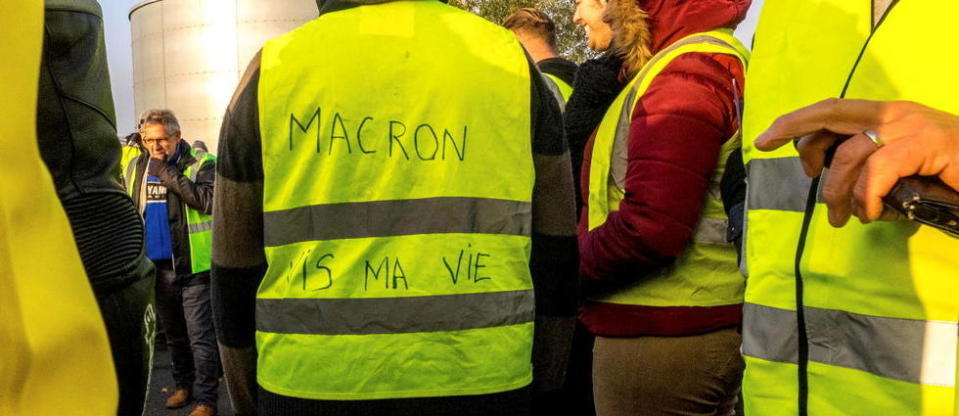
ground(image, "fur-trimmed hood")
xmin=607 ymin=0 xmax=751 ymax=75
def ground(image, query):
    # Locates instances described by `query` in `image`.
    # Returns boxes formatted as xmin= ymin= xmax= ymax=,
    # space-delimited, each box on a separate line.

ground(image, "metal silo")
xmin=129 ymin=0 xmax=318 ymax=151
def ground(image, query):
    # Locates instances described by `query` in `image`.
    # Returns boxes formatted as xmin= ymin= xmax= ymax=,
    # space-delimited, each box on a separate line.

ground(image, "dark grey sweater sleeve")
xmin=527 ymin=56 xmax=580 ymax=393
xmin=210 ymin=51 xmax=264 ymax=415
xmin=211 ymin=50 xmax=264 ymax=348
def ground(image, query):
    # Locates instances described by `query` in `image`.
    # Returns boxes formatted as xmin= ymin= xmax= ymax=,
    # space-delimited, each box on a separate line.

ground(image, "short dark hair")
xmin=503 ymin=8 xmax=557 ymax=48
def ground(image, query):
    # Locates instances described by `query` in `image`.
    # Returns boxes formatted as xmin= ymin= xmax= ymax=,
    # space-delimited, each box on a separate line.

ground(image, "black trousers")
xmin=155 ymin=261 xmax=221 ymax=406
xmin=94 ymin=271 xmax=156 ymax=416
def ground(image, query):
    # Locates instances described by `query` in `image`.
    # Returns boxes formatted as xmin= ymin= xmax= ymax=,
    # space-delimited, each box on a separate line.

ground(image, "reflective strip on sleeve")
xmin=263 ymin=197 xmax=532 ymax=247
xmin=256 ymin=289 xmax=535 ymax=335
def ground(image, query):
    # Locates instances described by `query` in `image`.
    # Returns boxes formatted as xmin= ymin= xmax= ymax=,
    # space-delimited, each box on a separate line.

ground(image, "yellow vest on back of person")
xmin=256 ymin=0 xmax=535 ymax=400
xmin=0 ymin=1 xmax=117 ymax=414
xmin=586 ymin=29 xmax=748 ymax=309
xmin=742 ymin=1 xmax=959 ymax=415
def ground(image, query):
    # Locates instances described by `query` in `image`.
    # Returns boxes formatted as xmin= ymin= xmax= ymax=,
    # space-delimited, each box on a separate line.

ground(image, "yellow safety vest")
xmin=120 ymin=143 xmax=142 ymax=178
xmin=0 ymin=1 xmax=117 ymax=414
xmin=256 ymin=0 xmax=535 ymax=400
xmin=742 ymin=1 xmax=959 ymax=415
xmin=586 ymin=29 xmax=748 ymax=308
xmin=124 ymin=148 xmax=215 ymax=274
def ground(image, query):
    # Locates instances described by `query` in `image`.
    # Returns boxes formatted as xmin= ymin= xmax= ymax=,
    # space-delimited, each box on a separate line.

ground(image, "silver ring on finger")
xmin=863 ymin=129 xmax=883 ymax=148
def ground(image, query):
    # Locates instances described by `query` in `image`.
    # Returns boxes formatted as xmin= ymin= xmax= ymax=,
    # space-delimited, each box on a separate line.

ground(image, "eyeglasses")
xmin=143 ymin=137 xmax=171 ymax=146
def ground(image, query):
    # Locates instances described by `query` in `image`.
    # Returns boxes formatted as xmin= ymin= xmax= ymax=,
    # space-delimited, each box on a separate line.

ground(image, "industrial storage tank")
xmin=129 ymin=0 xmax=318 ymax=151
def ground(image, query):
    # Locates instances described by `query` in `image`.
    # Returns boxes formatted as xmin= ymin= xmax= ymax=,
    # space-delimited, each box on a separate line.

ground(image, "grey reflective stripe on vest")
xmin=256 ymin=289 xmax=535 ymax=335
xmin=746 ymin=157 xmax=811 ymax=212
xmin=743 ymin=302 xmax=958 ymax=386
xmin=692 ymin=216 xmax=730 ymax=245
xmin=126 ymin=156 xmax=148 ymax=214
xmin=610 ymin=35 xmax=742 ymax=189
xmin=188 ymin=151 xmax=209 ymax=181
xmin=188 ymin=220 xmax=213 ymax=234
xmin=263 ymin=197 xmax=531 ymax=247
xmin=124 ymin=156 xmax=138 ymax=190
xmin=742 ymin=303 xmax=800 ymax=364
xmin=542 ymin=74 xmax=566 ymax=112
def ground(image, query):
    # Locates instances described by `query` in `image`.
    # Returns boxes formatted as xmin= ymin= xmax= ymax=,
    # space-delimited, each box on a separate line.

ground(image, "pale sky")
xmin=101 ymin=0 xmax=764 ymax=136
xmin=102 ymin=0 xmax=140 ymax=136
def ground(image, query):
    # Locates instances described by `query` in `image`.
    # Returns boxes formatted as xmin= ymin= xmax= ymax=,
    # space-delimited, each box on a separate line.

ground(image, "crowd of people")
xmin=4 ymin=0 xmax=959 ymax=415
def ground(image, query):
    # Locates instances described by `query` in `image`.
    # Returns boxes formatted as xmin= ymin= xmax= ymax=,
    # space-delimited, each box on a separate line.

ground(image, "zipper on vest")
xmin=792 ymin=1 xmax=899 ymax=414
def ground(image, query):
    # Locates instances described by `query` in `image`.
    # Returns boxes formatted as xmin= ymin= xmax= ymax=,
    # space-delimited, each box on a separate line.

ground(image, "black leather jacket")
xmin=37 ymin=0 xmax=153 ymax=292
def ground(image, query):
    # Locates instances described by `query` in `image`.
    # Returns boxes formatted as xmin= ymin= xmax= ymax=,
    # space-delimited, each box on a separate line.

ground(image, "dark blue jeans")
xmin=156 ymin=261 xmax=221 ymax=405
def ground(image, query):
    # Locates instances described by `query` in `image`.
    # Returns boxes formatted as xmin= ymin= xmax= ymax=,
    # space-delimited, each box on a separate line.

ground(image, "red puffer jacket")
xmin=578 ymin=0 xmax=750 ymax=337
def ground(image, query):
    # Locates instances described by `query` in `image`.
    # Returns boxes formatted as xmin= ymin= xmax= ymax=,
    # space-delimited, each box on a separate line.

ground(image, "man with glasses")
xmin=125 ymin=109 xmax=220 ymax=416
